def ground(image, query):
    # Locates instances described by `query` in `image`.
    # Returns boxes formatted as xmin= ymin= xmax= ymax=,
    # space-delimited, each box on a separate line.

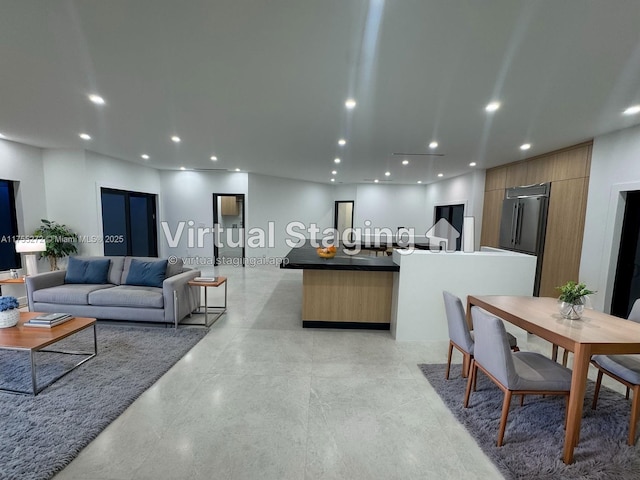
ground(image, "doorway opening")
xmin=334 ymin=201 xmax=354 ymax=244
xmin=434 ymin=204 xmax=464 ymax=251
xmin=101 ymin=188 xmax=158 ymax=256
xmin=213 ymin=193 xmax=245 ymax=266
xmin=611 ymin=191 xmax=640 ymax=318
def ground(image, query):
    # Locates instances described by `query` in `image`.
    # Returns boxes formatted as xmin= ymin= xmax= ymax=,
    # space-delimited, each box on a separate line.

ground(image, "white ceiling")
xmin=1 ymin=0 xmax=640 ymax=185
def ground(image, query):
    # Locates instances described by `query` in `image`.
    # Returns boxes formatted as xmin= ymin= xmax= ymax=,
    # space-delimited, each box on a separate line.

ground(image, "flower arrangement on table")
xmin=556 ymin=281 xmax=596 ymax=320
xmin=0 ymin=296 xmax=20 ymax=328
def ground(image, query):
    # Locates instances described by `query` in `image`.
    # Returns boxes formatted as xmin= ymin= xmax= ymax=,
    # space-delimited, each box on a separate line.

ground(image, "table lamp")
xmin=15 ymin=239 xmax=47 ymax=276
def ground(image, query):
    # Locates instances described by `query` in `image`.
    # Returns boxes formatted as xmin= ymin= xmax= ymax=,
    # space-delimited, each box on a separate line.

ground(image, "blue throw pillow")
xmin=65 ymin=257 xmax=111 ymax=284
xmin=125 ymin=259 xmax=168 ymax=288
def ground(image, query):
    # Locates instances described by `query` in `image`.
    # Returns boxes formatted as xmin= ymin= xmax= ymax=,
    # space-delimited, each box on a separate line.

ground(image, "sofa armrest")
xmin=25 ymin=270 xmax=67 ymax=311
xmin=163 ymin=269 xmax=201 ymax=324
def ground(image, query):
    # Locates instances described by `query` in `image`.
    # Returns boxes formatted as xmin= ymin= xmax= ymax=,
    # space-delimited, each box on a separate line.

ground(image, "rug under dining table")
xmin=419 ymin=363 xmax=640 ymax=480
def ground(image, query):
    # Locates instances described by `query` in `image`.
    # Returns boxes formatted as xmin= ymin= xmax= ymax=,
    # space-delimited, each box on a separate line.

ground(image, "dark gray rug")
xmin=0 ymin=324 xmax=208 ymax=480
xmin=419 ymin=363 xmax=640 ymax=480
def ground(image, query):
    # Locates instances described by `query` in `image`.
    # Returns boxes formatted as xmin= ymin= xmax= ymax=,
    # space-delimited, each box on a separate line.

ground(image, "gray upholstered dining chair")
xmin=464 ymin=306 xmax=572 ymax=447
xmin=443 ymin=291 xmax=518 ymax=379
xmin=591 ymin=299 xmax=640 ymax=445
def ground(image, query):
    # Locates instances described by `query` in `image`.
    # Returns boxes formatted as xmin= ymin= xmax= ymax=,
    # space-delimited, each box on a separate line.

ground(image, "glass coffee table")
xmin=0 ymin=312 xmax=97 ymax=395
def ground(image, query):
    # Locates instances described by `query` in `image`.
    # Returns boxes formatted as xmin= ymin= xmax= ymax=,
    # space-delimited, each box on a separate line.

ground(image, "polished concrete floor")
xmin=53 ymin=265 xmax=621 ymax=480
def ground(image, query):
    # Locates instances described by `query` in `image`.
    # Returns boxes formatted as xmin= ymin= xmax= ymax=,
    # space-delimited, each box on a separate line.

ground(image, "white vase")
xmin=0 ymin=309 xmax=20 ymax=328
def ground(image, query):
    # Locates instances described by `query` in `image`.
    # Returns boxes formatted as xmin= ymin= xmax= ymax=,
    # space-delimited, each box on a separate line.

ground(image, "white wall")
xmin=0 ymin=139 xmax=47 ymax=235
xmin=159 ymin=170 xmax=248 ymax=262
xmin=43 ymin=149 xmax=162 ymax=257
xmin=247 ymin=174 xmax=333 ymax=258
xmin=580 ymin=124 xmax=640 ymax=312
xmin=425 ymin=170 xmax=486 ymax=250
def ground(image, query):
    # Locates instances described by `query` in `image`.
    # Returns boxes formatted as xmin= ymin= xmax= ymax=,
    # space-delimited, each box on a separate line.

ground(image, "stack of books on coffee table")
xmin=24 ymin=313 xmax=73 ymax=328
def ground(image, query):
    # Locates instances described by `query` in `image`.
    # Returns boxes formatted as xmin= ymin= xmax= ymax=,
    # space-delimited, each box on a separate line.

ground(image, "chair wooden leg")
xmin=629 ymin=385 xmax=640 ymax=446
xmin=497 ymin=390 xmax=513 ymax=447
xmin=626 ymin=386 xmax=630 ymax=400
xmin=562 ymin=349 xmax=569 ymax=367
xmin=592 ymin=369 xmax=604 ymax=410
xmin=520 ymin=394 xmax=525 ymax=406
xmin=564 ymin=395 xmax=569 ymax=430
xmin=445 ymin=341 xmax=454 ymax=379
xmin=463 ymin=360 xmax=476 ymax=408
xmin=551 ymin=344 xmax=559 ymax=362
xmin=462 ymin=352 xmax=471 ymax=378
xmin=473 ymin=362 xmax=478 ymax=391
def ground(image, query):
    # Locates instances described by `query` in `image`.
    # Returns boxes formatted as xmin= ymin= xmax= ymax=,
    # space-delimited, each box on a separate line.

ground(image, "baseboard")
xmin=302 ymin=320 xmax=390 ymax=330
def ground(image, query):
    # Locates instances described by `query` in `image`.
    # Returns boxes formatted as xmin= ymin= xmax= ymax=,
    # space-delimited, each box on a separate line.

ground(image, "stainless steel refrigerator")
xmin=499 ymin=183 xmax=550 ymax=296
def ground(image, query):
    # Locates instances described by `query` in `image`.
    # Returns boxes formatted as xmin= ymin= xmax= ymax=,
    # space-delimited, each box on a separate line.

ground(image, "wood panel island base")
xmin=281 ymin=244 xmax=398 ymax=329
xmin=302 ymin=270 xmax=393 ymax=328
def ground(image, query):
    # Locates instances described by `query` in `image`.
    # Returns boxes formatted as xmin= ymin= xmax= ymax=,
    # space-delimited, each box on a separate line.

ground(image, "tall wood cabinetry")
xmin=481 ymin=142 xmax=592 ymax=297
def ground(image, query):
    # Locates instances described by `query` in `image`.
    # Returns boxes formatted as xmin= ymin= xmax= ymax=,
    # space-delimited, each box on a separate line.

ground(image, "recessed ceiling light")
xmin=402 ymin=159 xmax=409 ymax=165
xmin=171 ymin=135 xmax=181 ymax=143
xmin=623 ymin=105 xmax=640 ymax=115
xmin=485 ymin=101 xmax=501 ymax=112
xmin=79 ymin=133 xmax=91 ymax=140
xmin=330 ymin=178 xmax=335 ymax=182
xmin=141 ymin=154 xmax=150 ymax=160
xmin=331 ymin=170 xmax=337 ymax=175
xmin=520 ymin=143 xmax=531 ymax=150
xmin=338 ymin=139 xmax=346 ymax=146
xmin=334 ymin=158 xmax=341 ymax=164
xmin=235 ymin=168 xmax=241 ymax=172
xmin=345 ymin=98 xmax=356 ymax=109
xmin=469 ymin=162 xmax=476 ymax=167
xmin=385 ymin=171 xmax=391 ymax=177
xmin=210 ymin=156 xmax=218 ymax=161
xmin=374 ymin=179 xmax=379 ymax=183
xmin=88 ymin=94 xmax=105 ymax=105
xmin=417 ymin=181 xmax=422 ymax=184
xmin=437 ymin=173 xmax=444 ymax=177
xmin=429 ymin=141 xmax=438 ymax=149
xmin=180 ymin=166 xmax=186 ymax=171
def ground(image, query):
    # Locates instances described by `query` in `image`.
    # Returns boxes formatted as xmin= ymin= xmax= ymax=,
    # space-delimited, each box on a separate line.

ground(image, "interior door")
xmin=212 ymin=193 xmax=245 ymax=266
xmin=334 ymin=201 xmax=354 ymax=244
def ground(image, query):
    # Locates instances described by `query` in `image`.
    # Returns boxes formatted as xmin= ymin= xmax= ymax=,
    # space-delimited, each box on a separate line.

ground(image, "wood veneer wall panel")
xmin=480 ymin=189 xmax=504 ymax=248
xmin=538 ymin=177 xmax=589 ymax=297
xmin=302 ymin=270 xmax=393 ymax=323
xmin=505 ymin=162 xmax=528 ymax=188
xmin=485 ymin=167 xmax=507 ymax=191
xmin=552 ymin=144 xmax=591 ymax=181
xmin=526 ymin=156 xmax=555 ymax=184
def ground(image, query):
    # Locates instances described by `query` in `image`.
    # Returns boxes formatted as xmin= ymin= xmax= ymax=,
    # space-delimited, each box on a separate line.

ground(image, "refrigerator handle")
xmin=511 ymin=203 xmax=518 ymax=245
xmin=516 ymin=202 xmax=524 ymax=245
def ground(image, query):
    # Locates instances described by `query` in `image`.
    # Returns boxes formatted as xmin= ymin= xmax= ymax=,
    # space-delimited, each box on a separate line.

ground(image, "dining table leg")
xmin=563 ymin=343 xmax=591 ymax=464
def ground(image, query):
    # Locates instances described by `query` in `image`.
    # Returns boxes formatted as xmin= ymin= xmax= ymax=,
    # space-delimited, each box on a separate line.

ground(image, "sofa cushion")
xmin=124 ymin=259 xmax=168 ymax=288
xmin=88 ymin=285 xmax=164 ymax=308
xmin=72 ymin=256 xmax=125 ymax=285
xmin=32 ymin=284 xmax=114 ymax=305
xmin=121 ymin=256 xmax=183 ymax=284
xmin=65 ymin=257 xmax=111 ymax=284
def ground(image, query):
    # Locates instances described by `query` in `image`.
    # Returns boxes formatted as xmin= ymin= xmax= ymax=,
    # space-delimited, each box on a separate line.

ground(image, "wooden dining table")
xmin=466 ymin=295 xmax=640 ymax=464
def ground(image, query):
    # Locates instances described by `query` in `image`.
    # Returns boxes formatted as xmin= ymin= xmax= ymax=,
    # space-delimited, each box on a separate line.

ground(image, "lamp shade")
xmin=15 ymin=239 xmax=47 ymax=253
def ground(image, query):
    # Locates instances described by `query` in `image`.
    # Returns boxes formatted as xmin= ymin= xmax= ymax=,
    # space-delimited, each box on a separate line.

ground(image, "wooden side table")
xmin=185 ymin=277 xmax=227 ymax=327
xmin=0 ymin=277 xmax=28 ymax=308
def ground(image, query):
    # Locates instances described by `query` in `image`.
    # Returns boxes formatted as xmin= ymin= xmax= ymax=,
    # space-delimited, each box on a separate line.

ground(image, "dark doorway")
xmin=611 ymin=191 xmax=640 ymax=318
xmin=101 ymin=188 xmax=158 ymax=256
xmin=213 ymin=193 xmax=245 ymax=266
xmin=434 ymin=204 xmax=464 ymax=251
xmin=334 ymin=201 xmax=354 ymax=244
xmin=0 ymin=180 xmax=20 ymax=270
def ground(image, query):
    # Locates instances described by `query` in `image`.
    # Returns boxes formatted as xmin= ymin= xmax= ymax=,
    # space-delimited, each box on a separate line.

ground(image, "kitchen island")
xmin=281 ymin=244 xmax=398 ymax=328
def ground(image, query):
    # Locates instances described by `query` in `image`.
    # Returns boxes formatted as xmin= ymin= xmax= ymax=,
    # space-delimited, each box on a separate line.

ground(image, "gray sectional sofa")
xmin=26 ymin=256 xmax=201 ymax=327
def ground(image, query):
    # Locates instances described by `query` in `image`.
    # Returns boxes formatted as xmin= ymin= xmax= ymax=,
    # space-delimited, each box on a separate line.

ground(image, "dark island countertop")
xmin=280 ymin=244 xmax=400 ymax=272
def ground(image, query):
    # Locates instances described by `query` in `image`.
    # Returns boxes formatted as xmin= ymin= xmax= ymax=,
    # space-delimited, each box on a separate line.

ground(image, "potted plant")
xmin=0 ymin=296 xmax=20 ymax=328
xmin=33 ymin=219 xmax=78 ymax=271
xmin=556 ymin=281 xmax=596 ymax=320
